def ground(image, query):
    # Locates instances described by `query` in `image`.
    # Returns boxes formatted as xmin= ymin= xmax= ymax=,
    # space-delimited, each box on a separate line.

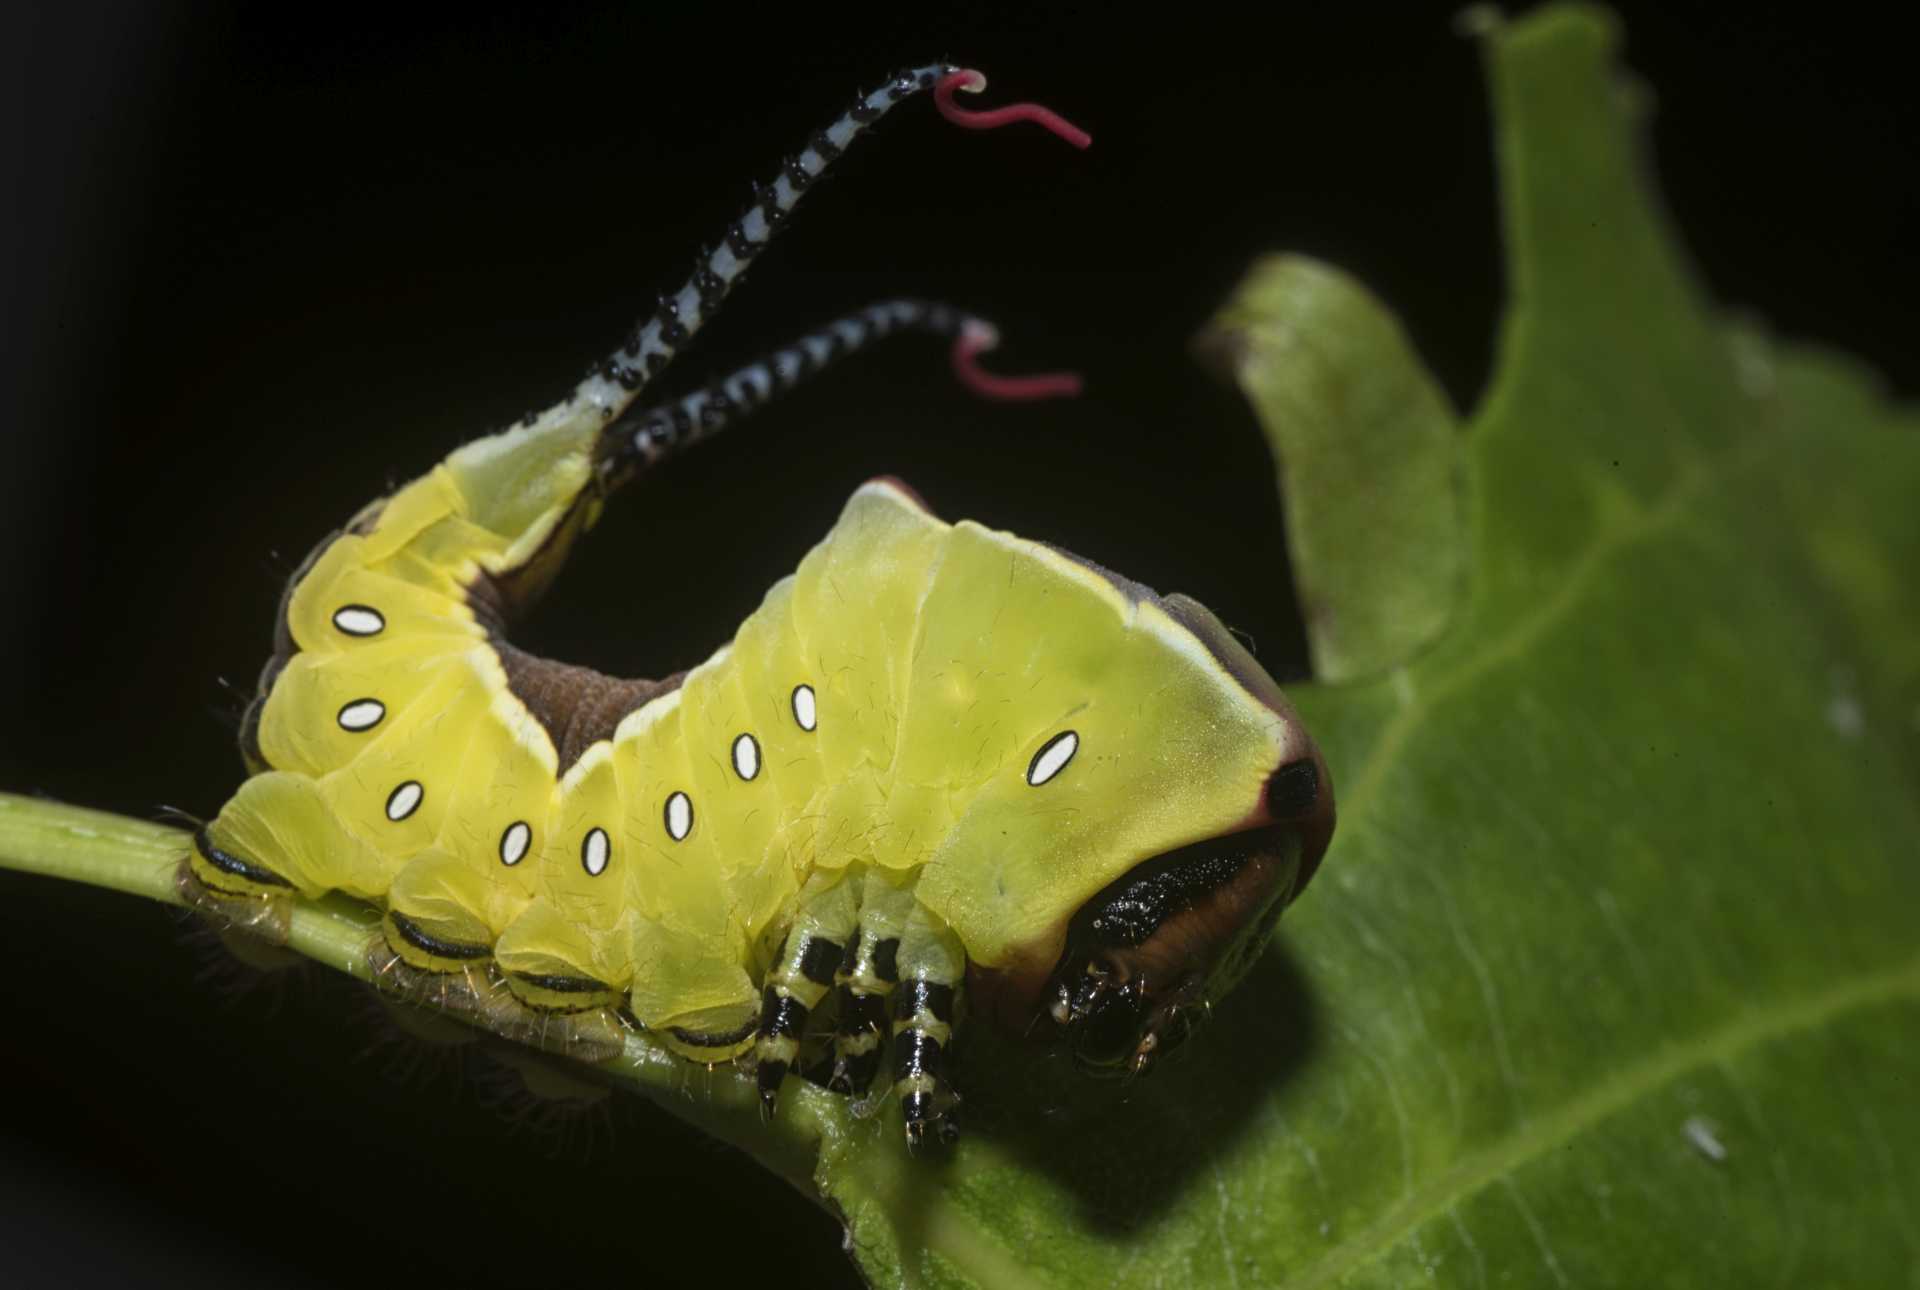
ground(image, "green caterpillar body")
xmin=184 ymin=65 xmax=1334 ymax=1146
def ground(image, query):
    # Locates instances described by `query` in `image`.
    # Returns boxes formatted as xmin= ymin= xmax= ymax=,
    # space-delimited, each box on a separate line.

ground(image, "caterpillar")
xmin=182 ymin=64 xmax=1335 ymax=1149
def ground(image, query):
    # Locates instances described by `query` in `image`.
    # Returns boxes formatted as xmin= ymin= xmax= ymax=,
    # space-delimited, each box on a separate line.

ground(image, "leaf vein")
xmin=1280 ymin=953 xmax=1920 ymax=1289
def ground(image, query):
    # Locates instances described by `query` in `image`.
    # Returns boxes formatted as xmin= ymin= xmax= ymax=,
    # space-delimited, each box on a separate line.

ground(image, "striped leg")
xmin=892 ymin=905 xmax=967 ymax=1149
xmin=755 ymin=876 xmax=859 ymax=1121
xmin=829 ymin=872 xmax=916 ymax=1097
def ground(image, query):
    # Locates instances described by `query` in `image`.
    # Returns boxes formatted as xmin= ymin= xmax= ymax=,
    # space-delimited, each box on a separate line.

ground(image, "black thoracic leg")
xmin=830 ymin=872 xmax=916 ymax=1097
xmin=756 ymin=875 xmax=859 ymax=1120
xmin=891 ymin=904 xmax=967 ymax=1149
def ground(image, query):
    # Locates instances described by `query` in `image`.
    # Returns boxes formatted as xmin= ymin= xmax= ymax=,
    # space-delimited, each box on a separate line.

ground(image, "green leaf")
xmin=828 ymin=3 xmax=1920 ymax=1284
xmin=4 ymin=6 xmax=1915 ymax=1287
xmin=1197 ymin=255 xmax=1466 ymax=683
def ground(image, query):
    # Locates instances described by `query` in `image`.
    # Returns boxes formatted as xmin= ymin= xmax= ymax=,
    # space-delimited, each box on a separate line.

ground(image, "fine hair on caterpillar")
xmin=362 ymin=987 xmax=630 ymax=1162
xmin=181 ymin=63 xmax=1336 ymax=1151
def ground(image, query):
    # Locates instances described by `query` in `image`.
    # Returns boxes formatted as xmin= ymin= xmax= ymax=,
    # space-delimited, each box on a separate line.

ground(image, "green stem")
xmin=0 ymin=793 xmax=186 ymax=903
xmin=0 ymin=791 xmax=819 ymax=1189
xmin=0 ymin=791 xmax=1018 ymax=1285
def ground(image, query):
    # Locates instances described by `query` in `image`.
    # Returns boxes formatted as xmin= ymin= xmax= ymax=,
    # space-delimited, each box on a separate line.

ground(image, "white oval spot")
xmin=332 ymin=605 xmax=385 ymax=637
xmin=337 ymin=698 xmax=385 ymax=731
xmin=581 ymin=827 xmax=610 ymax=877
xmin=385 ymin=781 xmax=423 ymax=821
xmin=791 ymin=684 xmax=817 ymax=732
xmin=731 ymin=732 xmax=761 ymax=780
xmin=664 ymin=791 xmax=693 ymax=841
xmin=1026 ymin=730 xmax=1079 ymax=787
xmin=499 ymin=821 xmax=531 ymax=867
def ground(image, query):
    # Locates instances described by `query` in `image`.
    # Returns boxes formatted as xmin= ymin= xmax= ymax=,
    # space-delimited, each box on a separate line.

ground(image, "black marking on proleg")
xmin=667 ymin=1016 xmax=758 ymax=1050
xmin=1267 ymin=759 xmax=1321 ymax=817
xmin=387 ymin=910 xmax=491 ymax=962
xmin=510 ymin=970 xmax=613 ymax=994
xmin=841 ymin=989 xmax=889 ymax=1037
xmin=893 ymin=1030 xmax=946 ymax=1082
xmin=895 ymin=980 xmax=956 ymax=1025
xmin=757 ymin=1060 xmax=789 ymax=1120
xmin=757 ymin=987 xmax=810 ymax=1041
xmin=799 ymin=937 xmax=844 ymax=987
xmin=799 ymin=1055 xmax=836 ymax=1087
xmin=901 ymin=1091 xmax=935 ymax=1126
xmin=832 ymin=1047 xmax=882 ymax=1096
xmin=872 ymin=937 xmax=900 ymax=984
xmin=193 ymin=828 xmax=293 ymax=889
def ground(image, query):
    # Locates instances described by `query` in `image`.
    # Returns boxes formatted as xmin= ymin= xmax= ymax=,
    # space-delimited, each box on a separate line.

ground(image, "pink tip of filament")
xmin=935 ymin=69 xmax=1093 ymax=149
xmin=951 ymin=323 xmax=1083 ymax=402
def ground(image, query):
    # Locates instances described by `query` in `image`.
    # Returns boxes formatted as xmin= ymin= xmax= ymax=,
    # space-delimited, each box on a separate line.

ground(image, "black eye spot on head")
xmin=1267 ymin=760 xmax=1319 ymax=818
xmin=1071 ymin=976 xmax=1146 ymax=1069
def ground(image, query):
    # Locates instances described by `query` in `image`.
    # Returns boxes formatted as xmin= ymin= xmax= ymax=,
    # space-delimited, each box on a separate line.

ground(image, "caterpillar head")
xmin=1013 ymin=593 xmax=1329 ymax=1078
xmin=868 ymin=484 xmax=1333 ymax=1078
xmin=1035 ymin=594 xmax=1332 ymax=1078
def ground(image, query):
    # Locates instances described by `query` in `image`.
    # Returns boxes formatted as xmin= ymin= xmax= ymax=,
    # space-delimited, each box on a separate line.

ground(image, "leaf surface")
xmin=1199 ymin=255 xmax=1465 ymax=682
xmin=4 ymin=9 xmax=1911 ymax=1287
xmin=818 ymin=5 xmax=1920 ymax=1285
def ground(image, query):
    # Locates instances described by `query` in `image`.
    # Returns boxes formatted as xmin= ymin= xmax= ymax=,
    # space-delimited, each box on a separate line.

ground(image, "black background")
xmin=2 ymin=4 xmax=1913 ymax=1287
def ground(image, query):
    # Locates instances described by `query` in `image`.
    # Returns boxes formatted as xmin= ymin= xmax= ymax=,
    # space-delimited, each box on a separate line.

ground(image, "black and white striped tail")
xmin=557 ymin=63 xmax=1089 ymax=434
xmin=565 ymin=65 xmax=959 ymax=425
xmin=598 ymin=299 xmax=1078 ymax=482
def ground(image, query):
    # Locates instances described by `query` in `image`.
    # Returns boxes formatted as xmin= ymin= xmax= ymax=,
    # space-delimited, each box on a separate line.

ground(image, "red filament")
xmin=934 ymin=70 xmax=1094 ymax=150
xmin=951 ymin=323 xmax=1083 ymax=402
xmin=933 ymin=71 xmax=1089 ymax=399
